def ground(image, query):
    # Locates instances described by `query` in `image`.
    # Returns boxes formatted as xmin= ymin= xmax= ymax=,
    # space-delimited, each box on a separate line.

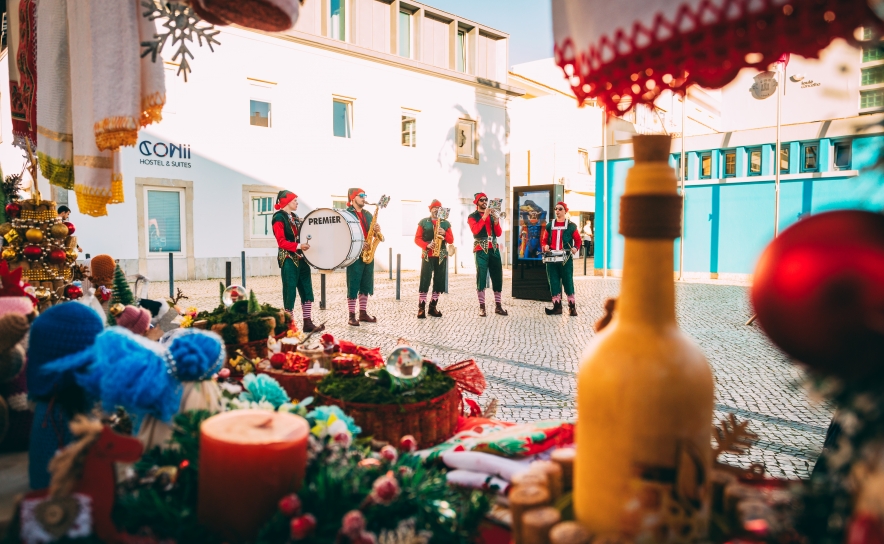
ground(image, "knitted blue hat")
xmin=27 ymin=302 xmax=104 ymax=399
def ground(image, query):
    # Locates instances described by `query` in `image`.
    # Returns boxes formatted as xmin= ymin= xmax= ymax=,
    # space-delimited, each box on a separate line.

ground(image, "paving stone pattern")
xmin=150 ymin=269 xmax=832 ymax=479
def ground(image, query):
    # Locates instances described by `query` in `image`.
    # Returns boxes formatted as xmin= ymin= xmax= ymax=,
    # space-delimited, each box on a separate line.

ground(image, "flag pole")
xmin=774 ymin=62 xmax=782 ymax=237
xmin=678 ymin=91 xmax=687 ymax=281
xmin=602 ymin=106 xmax=608 ymax=279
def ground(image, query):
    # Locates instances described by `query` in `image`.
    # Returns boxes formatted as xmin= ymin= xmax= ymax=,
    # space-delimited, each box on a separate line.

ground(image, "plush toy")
xmin=28 ymin=303 xmax=105 ymax=489
xmin=0 ymin=313 xmax=30 ymax=451
xmin=44 ymin=327 xmax=225 ymax=451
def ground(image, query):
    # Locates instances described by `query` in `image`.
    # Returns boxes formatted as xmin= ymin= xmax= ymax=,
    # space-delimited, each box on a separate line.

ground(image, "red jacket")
xmin=541 ymin=221 xmax=582 ymax=251
xmin=468 ymin=213 xmax=502 ymax=252
xmin=414 ymin=220 xmax=454 ymax=258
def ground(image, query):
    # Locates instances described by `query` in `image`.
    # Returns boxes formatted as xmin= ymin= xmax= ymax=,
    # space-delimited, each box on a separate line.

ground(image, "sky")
xmin=423 ymin=0 xmax=554 ymax=66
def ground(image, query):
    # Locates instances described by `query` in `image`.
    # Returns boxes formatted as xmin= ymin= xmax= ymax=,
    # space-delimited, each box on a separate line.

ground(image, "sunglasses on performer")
xmin=357 ymin=193 xmax=367 ymax=198
xmin=555 ymin=207 xmax=565 ymax=211
xmin=478 ymin=198 xmax=488 ymax=202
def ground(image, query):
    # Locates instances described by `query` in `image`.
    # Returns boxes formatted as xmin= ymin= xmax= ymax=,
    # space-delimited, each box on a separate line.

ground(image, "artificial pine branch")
xmin=712 ymin=413 xmax=759 ymax=459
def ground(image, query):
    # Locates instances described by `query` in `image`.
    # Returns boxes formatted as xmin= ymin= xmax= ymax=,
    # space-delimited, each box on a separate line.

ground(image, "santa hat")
xmin=429 ymin=199 xmax=442 ymax=210
xmin=473 ymin=192 xmax=487 ymax=205
xmin=274 ymin=190 xmax=297 ymax=210
xmin=556 ymin=201 xmax=569 ymax=213
xmin=348 ymin=188 xmax=365 ymax=206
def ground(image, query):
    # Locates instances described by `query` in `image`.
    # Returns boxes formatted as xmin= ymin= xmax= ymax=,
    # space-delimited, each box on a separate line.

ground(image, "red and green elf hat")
xmin=274 ymin=190 xmax=297 ymax=210
xmin=348 ymin=188 xmax=365 ymax=206
xmin=556 ymin=201 xmax=569 ymax=212
xmin=429 ymin=199 xmax=442 ymax=210
xmin=473 ymin=192 xmax=487 ymax=206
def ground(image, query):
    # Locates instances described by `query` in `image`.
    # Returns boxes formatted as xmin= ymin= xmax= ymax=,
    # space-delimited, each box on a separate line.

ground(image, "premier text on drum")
xmin=307 ymin=216 xmax=343 ymax=225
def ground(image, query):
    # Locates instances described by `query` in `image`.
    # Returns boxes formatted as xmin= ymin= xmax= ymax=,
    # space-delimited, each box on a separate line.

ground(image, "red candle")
xmin=198 ymin=410 xmax=310 ymax=542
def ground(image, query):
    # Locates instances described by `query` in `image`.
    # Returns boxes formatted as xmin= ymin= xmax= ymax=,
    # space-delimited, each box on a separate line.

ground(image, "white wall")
xmin=0 ymin=26 xmax=510 ymax=278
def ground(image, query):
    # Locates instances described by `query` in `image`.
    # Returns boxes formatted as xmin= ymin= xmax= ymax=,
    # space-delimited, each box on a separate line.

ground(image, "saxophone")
xmin=361 ymin=195 xmax=390 ymax=264
xmin=427 ymin=207 xmax=450 ymax=261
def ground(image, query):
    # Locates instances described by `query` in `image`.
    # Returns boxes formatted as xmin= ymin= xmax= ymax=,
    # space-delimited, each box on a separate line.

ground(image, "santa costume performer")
xmin=271 ymin=190 xmax=321 ymax=333
xmin=345 ymin=188 xmax=381 ymax=326
xmin=414 ymin=200 xmax=453 ymax=319
xmin=467 ymin=193 xmax=508 ymax=317
xmin=540 ymin=201 xmax=582 ymax=316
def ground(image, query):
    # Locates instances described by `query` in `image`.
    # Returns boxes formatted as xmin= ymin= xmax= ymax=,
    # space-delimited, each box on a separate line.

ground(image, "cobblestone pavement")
xmin=149 ymin=269 xmax=832 ymax=480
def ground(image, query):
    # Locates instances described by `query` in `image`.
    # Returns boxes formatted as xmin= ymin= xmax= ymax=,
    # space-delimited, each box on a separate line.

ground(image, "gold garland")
xmin=21 ymin=209 xmax=59 ymax=222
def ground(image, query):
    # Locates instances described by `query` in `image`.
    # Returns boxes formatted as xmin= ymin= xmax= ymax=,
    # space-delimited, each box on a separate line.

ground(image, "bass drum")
xmin=299 ymin=208 xmax=364 ymax=271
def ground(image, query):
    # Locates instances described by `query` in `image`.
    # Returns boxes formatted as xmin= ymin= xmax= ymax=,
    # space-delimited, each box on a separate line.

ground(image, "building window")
xmin=834 ymin=141 xmax=852 ymax=170
xmin=780 ymin=146 xmax=790 ymax=173
xmin=333 ymin=99 xmax=352 ymax=138
xmin=801 ymin=143 xmax=819 ymax=172
xmin=862 ymin=66 xmax=884 ymax=86
xmin=332 ymin=199 xmax=348 ymax=210
xmin=250 ymin=100 xmax=271 ymax=127
xmin=699 ymin=152 xmax=712 ymax=179
xmin=146 ymin=188 xmax=184 ymax=254
xmin=861 ymin=89 xmax=884 ymax=109
xmin=863 ymin=44 xmax=884 ymax=63
xmin=577 ymin=149 xmax=590 ymax=175
xmin=249 ymin=194 xmax=275 ymax=238
xmin=456 ymin=30 xmax=467 ymax=73
xmin=723 ymin=150 xmax=736 ymax=177
xmin=454 ymin=118 xmax=478 ymax=164
xmin=748 ymin=148 xmax=762 ymax=175
xmin=401 ymin=113 xmax=416 ymax=147
xmin=398 ymin=10 xmax=411 ymax=58
xmin=672 ymin=154 xmax=689 ymax=180
xmin=330 ymin=0 xmax=346 ymax=41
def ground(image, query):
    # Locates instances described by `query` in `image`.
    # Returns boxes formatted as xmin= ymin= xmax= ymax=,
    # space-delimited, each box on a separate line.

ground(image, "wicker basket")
xmin=317 ymin=386 xmax=461 ymax=449
xmin=222 ymin=331 xmax=288 ymax=375
xmin=256 ymin=361 xmax=324 ymax=401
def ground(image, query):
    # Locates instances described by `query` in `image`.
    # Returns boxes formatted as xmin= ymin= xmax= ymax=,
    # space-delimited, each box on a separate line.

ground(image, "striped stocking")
xmin=347 ymin=298 xmax=357 ymax=314
xmin=567 ymin=294 xmax=575 ymax=304
xmin=493 ymin=291 xmax=502 ymax=304
xmin=477 ymin=290 xmax=486 ymax=305
xmin=552 ymin=294 xmax=562 ymax=303
xmin=419 ymin=292 xmax=428 ymax=303
xmin=302 ymin=301 xmax=312 ymax=320
xmin=431 ymin=292 xmax=440 ymax=301
xmin=359 ymin=294 xmax=368 ymax=312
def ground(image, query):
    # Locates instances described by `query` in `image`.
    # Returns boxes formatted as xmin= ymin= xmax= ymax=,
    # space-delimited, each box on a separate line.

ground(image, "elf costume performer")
xmin=414 ymin=200 xmax=453 ymax=319
xmin=540 ymin=201 xmax=582 ymax=316
xmin=271 ymin=190 xmax=320 ymax=333
xmin=468 ymin=193 xmax=508 ymax=317
xmin=345 ymin=188 xmax=380 ymax=327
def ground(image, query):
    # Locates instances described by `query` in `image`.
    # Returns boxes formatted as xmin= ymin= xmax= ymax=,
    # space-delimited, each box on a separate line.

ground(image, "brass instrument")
xmin=427 ymin=207 xmax=450 ymax=261
xmin=361 ymin=195 xmax=390 ymax=264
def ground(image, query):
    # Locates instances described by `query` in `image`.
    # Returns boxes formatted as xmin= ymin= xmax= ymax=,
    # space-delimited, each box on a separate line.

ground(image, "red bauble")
xmin=399 ymin=435 xmax=417 ymax=452
xmin=4 ymin=201 xmax=21 ymax=219
xmin=278 ymin=493 xmax=301 ymax=517
xmin=48 ymin=248 xmax=67 ymax=264
xmin=63 ymin=221 xmax=76 ymax=235
xmin=379 ymin=445 xmax=398 ymax=463
xmin=269 ymin=352 xmax=286 ymax=369
xmin=289 ymin=514 xmax=316 ymax=541
xmin=64 ymin=284 xmax=83 ymax=300
xmin=751 ymin=210 xmax=884 ymax=379
xmin=22 ymin=245 xmax=42 ymax=260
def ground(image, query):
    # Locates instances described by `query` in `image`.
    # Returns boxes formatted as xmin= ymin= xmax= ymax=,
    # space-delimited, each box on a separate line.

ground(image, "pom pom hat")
xmin=90 ymin=255 xmax=116 ymax=286
xmin=275 ymin=190 xmax=297 ymax=210
xmin=116 ymin=305 xmax=151 ymax=335
xmin=27 ymin=302 xmax=104 ymax=399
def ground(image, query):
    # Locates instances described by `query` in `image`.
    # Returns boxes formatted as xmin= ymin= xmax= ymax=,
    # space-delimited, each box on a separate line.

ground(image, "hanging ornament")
xmin=50 ymin=223 xmax=70 ymax=239
xmin=3 ymin=229 xmax=20 ymax=245
xmin=25 ymin=228 xmax=43 ymax=243
xmin=0 ymin=223 xmax=12 ymax=237
xmin=109 ymin=303 xmax=125 ymax=317
xmin=63 ymin=221 xmax=75 ymax=236
xmin=63 ymin=284 xmax=83 ymax=300
xmin=33 ymin=286 xmax=51 ymax=302
xmin=752 ymin=210 xmax=884 ymax=380
xmin=48 ymin=248 xmax=67 ymax=264
xmin=141 ymin=1 xmax=222 ymax=81
xmin=23 ymin=245 xmax=43 ymax=260
xmin=222 ymin=285 xmax=247 ymax=307
xmin=1 ymin=247 xmax=16 ymax=261
xmin=66 ymin=250 xmax=78 ymax=263
xmin=96 ymin=286 xmax=112 ymax=302
xmin=4 ymin=201 xmax=21 ymax=219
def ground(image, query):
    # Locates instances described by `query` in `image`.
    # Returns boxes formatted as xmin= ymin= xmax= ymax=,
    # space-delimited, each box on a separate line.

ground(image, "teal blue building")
xmin=593 ymin=130 xmax=884 ymax=280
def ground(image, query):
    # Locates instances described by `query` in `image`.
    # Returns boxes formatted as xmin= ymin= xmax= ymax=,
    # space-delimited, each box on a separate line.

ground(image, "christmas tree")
xmin=248 ymin=289 xmax=260 ymax=314
xmin=111 ymin=265 xmax=135 ymax=306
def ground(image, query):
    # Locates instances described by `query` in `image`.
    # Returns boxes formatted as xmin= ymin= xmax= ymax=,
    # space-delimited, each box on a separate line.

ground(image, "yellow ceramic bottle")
xmin=574 ymin=135 xmax=714 ymax=540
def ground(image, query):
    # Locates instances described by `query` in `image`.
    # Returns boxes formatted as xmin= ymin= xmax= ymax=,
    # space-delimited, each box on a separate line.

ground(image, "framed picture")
xmin=455 ymin=119 xmax=478 ymax=164
xmin=516 ymin=190 xmax=550 ymax=261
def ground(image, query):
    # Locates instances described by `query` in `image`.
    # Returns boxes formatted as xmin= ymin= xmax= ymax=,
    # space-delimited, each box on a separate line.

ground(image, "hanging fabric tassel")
xmin=7 ymin=0 xmax=37 ymax=151
xmin=137 ymin=2 xmax=166 ymax=128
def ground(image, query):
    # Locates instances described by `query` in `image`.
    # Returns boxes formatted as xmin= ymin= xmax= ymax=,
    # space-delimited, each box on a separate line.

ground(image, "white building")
xmin=1 ymin=0 xmax=524 ymax=280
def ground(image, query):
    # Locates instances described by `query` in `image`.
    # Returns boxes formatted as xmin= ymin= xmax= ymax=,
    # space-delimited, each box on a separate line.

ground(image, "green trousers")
xmin=419 ymin=256 xmax=447 ymax=293
xmin=546 ymin=258 xmax=575 ymax=298
xmin=474 ymin=249 xmax=503 ymax=291
xmin=346 ymin=259 xmax=374 ymax=299
xmin=281 ymin=258 xmax=314 ymax=311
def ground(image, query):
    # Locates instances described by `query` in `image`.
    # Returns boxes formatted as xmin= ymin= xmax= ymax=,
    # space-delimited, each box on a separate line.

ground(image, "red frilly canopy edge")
xmin=553 ymin=0 xmax=883 ymax=115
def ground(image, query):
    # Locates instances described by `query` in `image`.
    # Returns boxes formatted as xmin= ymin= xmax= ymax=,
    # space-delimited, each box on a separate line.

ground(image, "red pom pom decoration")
xmin=22 ymin=245 xmax=42 ymax=260
xmin=64 ymin=284 xmax=83 ymax=300
xmin=341 ymin=510 xmax=366 ymax=537
xmin=278 ymin=493 xmax=301 ymax=517
xmin=63 ymin=221 xmax=76 ymax=235
xmin=289 ymin=514 xmax=316 ymax=541
xmin=217 ymin=368 xmax=231 ymax=379
xmin=751 ymin=210 xmax=884 ymax=380
xmin=48 ymin=248 xmax=67 ymax=264
xmin=399 ymin=435 xmax=417 ymax=453
xmin=4 ymin=201 xmax=21 ymax=219
xmin=379 ymin=445 xmax=398 ymax=463
xmin=270 ymin=352 xmax=286 ymax=369
xmin=370 ymin=472 xmax=400 ymax=505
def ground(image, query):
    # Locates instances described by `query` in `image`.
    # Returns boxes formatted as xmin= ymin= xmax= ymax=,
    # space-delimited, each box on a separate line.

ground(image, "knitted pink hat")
xmin=0 ymin=296 xmax=35 ymax=318
xmin=116 ymin=305 xmax=151 ymax=335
